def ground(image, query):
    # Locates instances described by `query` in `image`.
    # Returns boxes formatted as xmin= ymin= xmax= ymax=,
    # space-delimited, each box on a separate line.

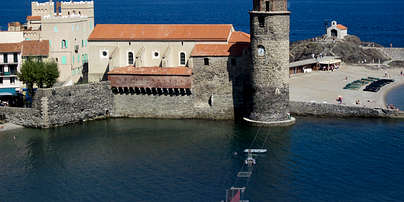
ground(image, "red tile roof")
xmin=22 ymin=40 xmax=49 ymax=56
xmin=88 ymin=24 xmax=233 ymax=42
xmin=108 ymin=66 xmax=192 ymax=76
xmin=0 ymin=43 xmax=22 ymax=53
xmin=27 ymin=16 xmax=41 ymax=21
xmin=191 ymin=31 xmax=250 ymax=57
xmin=337 ymin=24 xmax=347 ymax=30
xmin=229 ymin=31 xmax=250 ymax=43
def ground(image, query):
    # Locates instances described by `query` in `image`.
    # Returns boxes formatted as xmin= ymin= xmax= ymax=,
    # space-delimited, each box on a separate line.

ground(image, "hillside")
xmin=290 ymin=35 xmax=390 ymax=64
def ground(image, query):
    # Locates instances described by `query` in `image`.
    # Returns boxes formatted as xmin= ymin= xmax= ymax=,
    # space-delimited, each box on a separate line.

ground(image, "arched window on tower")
xmin=265 ymin=1 xmax=271 ymax=12
xmin=259 ymin=16 xmax=265 ymax=27
xmin=128 ymin=52 xmax=134 ymax=65
xmin=180 ymin=52 xmax=186 ymax=66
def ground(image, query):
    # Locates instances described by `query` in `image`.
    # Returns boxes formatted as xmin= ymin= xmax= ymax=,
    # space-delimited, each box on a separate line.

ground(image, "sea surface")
xmin=1 ymin=0 xmax=404 ymax=46
xmin=386 ymin=85 xmax=404 ymax=110
xmin=0 ymin=118 xmax=403 ymax=202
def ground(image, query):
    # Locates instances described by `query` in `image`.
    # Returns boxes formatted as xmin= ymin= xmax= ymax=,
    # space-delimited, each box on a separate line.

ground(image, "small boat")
xmin=245 ymin=156 xmax=256 ymax=165
xmin=243 ymin=149 xmax=268 ymax=154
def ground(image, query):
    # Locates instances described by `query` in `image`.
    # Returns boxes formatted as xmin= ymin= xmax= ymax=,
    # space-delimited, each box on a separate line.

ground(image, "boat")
xmin=245 ymin=156 xmax=256 ymax=165
xmin=243 ymin=149 xmax=268 ymax=154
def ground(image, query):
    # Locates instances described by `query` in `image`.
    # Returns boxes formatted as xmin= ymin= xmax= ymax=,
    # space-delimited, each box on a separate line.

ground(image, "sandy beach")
xmin=290 ymin=64 xmax=404 ymax=109
xmin=0 ymin=123 xmax=23 ymax=133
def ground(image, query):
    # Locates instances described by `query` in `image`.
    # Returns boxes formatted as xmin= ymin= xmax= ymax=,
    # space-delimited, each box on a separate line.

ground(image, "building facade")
xmin=327 ymin=21 xmax=348 ymax=40
xmin=0 ymin=41 xmax=50 ymax=96
xmin=8 ymin=0 xmax=94 ymax=83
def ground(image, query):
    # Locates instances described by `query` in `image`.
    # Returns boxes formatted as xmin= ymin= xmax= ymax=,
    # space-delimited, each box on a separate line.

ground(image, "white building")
xmin=0 ymin=41 xmax=49 ymax=96
xmin=0 ymin=32 xmax=24 ymax=43
xmin=327 ymin=21 xmax=348 ymax=40
xmin=7 ymin=0 xmax=95 ymax=83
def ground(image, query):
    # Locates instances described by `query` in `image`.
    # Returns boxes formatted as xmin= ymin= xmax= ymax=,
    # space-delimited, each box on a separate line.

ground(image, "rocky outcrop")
xmin=290 ymin=35 xmax=390 ymax=64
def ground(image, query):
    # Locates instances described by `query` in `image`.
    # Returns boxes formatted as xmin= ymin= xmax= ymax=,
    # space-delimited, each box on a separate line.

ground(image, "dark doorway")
xmin=331 ymin=29 xmax=338 ymax=37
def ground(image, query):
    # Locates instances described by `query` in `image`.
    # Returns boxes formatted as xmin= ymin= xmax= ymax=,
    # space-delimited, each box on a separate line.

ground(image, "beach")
xmin=290 ymin=64 xmax=404 ymax=109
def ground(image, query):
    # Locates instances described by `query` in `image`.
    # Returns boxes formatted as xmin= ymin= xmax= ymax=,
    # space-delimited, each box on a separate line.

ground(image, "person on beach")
xmin=401 ymin=70 xmax=403 ymax=76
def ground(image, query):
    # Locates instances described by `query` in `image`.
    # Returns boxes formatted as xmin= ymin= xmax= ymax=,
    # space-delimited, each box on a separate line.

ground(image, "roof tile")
xmin=0 ymin=43 xmax=21 ymax=53
xmin=337 ymin=24 xmax=347 ymax=30
xmin=22 ymin=40 xmax=49 ymax=56
xmin=88 ymin=24 xmax=233 ymax=42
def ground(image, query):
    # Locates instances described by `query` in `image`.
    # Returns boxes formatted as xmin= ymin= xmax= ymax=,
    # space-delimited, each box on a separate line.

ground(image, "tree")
xmin=18 ymin=60 xmax=60 ymax=98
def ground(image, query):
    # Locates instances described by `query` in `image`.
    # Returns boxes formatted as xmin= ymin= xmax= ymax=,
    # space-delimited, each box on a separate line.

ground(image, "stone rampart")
xmin=289 ymin=101 xmax=398 ymax=118
xmin=0 ymin=107 xmax=42 ymax=128
xmin=112 ymin=94 xmax=235 ymax=120
xmin=34 ymin=82 xmax=113 ymax=127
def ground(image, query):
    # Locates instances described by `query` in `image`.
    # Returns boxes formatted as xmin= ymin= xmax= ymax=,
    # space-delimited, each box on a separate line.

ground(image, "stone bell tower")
xmin=244 ymin=0 xmax=295 ymax=126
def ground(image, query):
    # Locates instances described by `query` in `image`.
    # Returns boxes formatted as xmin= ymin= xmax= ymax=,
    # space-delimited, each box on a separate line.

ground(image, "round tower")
xmin=244 ymin=0 xmax=295 ymax=126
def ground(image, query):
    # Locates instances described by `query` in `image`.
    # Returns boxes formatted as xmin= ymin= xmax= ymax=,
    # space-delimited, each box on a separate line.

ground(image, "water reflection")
xmin=1 ymin=118 xmax=403 ymax=201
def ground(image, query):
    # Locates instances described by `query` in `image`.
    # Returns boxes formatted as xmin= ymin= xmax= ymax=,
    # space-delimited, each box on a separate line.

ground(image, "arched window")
xmin=128 ymin=52 xmax=134 ymax=65
xmin=257 ymin=45 xmax=265 ymax=56
xmin=180 ymin=52 xmax=186 ymax=65
xmin=331 ymin=29 xmax=338 ymax=37
xmin=61 ymin=40 xmax=67 ymax=49
xmin=265 ymin=1 xmax=272 ymax=11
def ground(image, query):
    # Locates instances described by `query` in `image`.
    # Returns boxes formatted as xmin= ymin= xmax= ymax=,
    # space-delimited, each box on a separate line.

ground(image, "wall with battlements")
xmin=31 ymin=1 xmax=54 ymax=17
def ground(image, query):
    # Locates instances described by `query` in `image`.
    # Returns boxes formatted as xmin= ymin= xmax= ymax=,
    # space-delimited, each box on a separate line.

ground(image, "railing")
xmin=0 ymin=72 xmax=17 ymax=76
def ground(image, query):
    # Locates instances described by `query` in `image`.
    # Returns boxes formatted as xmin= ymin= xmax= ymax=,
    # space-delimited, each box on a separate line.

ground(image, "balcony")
xmin=0 ymin=72 xmax=17 ymax=77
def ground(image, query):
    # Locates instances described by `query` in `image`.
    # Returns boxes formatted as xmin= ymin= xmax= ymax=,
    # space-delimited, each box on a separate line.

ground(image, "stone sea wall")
xmin=112 ymin=94 xmax=235 ymax=120
xmin=0 ymin=107 xmax=42 ymax=128
xmin=1 ymin=82 xmax=113 ymax=128
xmin=289 ymin=101 xmax=398 ymax=118
xmin=34 ymin=82 xmax=113 ymax=127
xmin=2 ymin=82 xmax=401 ymax=129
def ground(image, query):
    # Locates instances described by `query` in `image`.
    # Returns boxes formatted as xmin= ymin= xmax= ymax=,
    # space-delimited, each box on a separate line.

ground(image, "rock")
xmin=290 ymin=35 xmax=390 ymax=64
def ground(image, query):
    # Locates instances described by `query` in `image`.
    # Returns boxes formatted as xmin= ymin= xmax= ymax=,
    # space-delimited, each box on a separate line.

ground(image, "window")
xmin=152 ymin=51 xmax=160 ymax=59
xmin=9 ymin=66 xmax=17 ymax=75
xmin=100 ymin=50 xmax=109 ymax=58
xmin=231 ymin=58 xmax=236 ymax=66
xmin=77 ymin=54 xmax=80 ymax=63
xmin=180 ymin=52 xmax=186 ymax=66
xmin=61 ymin=40 xmax=67 ymax=49
xmin=10 ymin=77 xmax=15 ymax=84
xmin=0 ymin=77 xmax=2 ymax=84
xmin=49 ymin=40 xmax=52 ymax=48
xmin=204 ymin=58 xmax=209 ymax=65
xmin=258 ymin=45 xmax=266 ymax=56
xmin=3 ymin=54 xmax=8 ymax=63
xmin=82 ymin=40 xmax=84 ymax=47
xmin=61 ymin=56 xmax=67 ymax=65
xmin=68 ymin=11 xmax=70 ymax=15
xmin=72 ymin=55 xmax=75 ymax=64
xmin=128 ymin=52 xmax=134 ymax=65
xmin=266 ymin=1 xmax=270 ymax=12
xmin=13 ymin=53 xmax=18 ymax=63
xmin=54 ymin=26 xmax=58 ymax=32
xmin=259 ymin=16 xmax=265 ymax=27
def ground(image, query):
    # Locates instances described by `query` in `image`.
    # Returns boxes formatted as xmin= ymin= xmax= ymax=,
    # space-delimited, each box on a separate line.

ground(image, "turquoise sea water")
xmin=0 ymin=118 xmax=403 ymax=202
xmin=386 ymin=84 xmax=404 ymax=110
